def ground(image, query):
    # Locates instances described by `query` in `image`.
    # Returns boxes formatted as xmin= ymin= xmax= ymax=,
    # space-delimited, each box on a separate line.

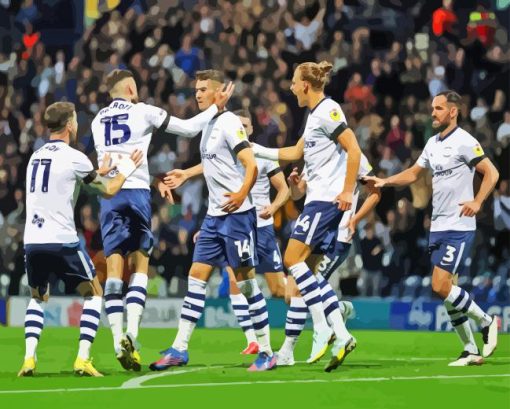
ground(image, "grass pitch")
xmin=0 ymin=327 xmax=508 ymax=408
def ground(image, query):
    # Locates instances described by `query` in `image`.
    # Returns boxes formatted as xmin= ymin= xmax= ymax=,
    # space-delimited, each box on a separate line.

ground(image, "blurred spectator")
xmin=359 ymin=224 xmax=384 ymax=297
xmin=432 ymin=0 xmax=458 ymax=38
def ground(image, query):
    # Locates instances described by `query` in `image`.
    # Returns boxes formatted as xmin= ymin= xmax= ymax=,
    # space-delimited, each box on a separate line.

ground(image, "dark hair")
xmin=195 ymin=69 xmax=224 ymax=83
xmin=436 ymin=90 xmax=462 ymax=108
xmin=105 ymin=69 xmax=134 ymax=90
xmin=44 ymin=102 xmax=75 ymax=132
xmin=233 ymin=109 xmax=252 ymax=121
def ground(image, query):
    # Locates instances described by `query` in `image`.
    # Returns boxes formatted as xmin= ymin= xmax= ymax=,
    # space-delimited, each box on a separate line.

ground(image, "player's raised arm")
xmin=86 ymin=150 xmax=143 ymax=198
xmin=163 ymin=164 xmax=204 ymax=189
xmin=252 ymin=137 xmax=304 ymax=161
xmin=259 ymin=164 xmax=290 ymax=220
xmin=346 ymin=180 xmax=381 ymax=240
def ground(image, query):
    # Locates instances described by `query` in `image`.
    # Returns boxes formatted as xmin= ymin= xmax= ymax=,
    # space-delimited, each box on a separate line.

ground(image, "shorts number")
xmin=317 ymin=255 xmax=331 ymax=273
xmin=295 ymin=215 xmax=311 ymax=233
xmin=442 ymin=245 xmax=456 ymax=263
xmin=234 ymin=232 xmax=254 ymax=260
xmin=101 ymin=114 xmax=131 ymax=146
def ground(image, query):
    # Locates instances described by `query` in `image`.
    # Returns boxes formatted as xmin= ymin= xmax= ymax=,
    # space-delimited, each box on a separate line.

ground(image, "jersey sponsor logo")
xmin=473 ymin=144 xmax=484 ymax=157
xmin=236 ymin=127 xmax=247 ymax=140
xmin=201 ymin=153 xmax=217 ymax=160
xmin=32 ymin=214 xmax=45 ymax=228
xmin=329 ymin=109 xmax=341 ymax=122
xmin=434 ymin=169 xmax=453 ymax=177
xmin=304 ymin=141 xmax=316 ymax=149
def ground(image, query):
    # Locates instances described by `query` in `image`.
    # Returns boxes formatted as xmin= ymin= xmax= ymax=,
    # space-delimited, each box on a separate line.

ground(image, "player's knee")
xmin=431 ymin=277 xmax=449 ymax=299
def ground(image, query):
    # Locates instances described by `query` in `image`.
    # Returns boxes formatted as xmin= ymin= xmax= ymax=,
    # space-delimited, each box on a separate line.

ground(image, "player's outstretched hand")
xmin=98 ymin=153 xmax=115 ymax=176
xmin=129 ymin=149 xmax=144 ymax=168
xmin=346 ymin=217 xmax=358 ymax=241
xmin=336 ymin=190 xmax=353 ymax=211
xmin=362 ymin=175 xmax=387 ymax=188
xmin=287 ymin=167 xmax=301 ymax=185
xmin=157 ymin=179 xmax=174 ymax=204
xmin=459 ymin=200 xmax=481 ymax=217
xmin=164 ymin=169 xmax=187 ymax=189
xmin=214 ymin=81 xmax=235 ymax=111
xmin=259 ymin=205 xmax=274 ymax=220
xmin=221 ymin=191 xmax=245 ymax=213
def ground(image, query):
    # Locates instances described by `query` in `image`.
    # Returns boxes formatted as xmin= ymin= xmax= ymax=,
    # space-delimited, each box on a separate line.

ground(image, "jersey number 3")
xmin=101 ymin=114 xmax=131 ymax=146
xmin=30 ymin=159 xmax=52 ymax=193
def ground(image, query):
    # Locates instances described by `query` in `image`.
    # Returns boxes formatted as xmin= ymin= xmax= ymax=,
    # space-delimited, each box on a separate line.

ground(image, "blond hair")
xmin=297 ymin=61 xmax=333 ymax=90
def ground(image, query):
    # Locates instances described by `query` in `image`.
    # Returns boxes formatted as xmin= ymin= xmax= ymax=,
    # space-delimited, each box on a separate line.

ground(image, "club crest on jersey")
xmin=473 ymin=144 xmax=484 ymax=157
xmin=329 ymin=109 xmax=341 ymax=122
xmin=236 ymin=128 xmax=247 ymax=139
xmin=32 ymin=214 xmax=45 ymax=228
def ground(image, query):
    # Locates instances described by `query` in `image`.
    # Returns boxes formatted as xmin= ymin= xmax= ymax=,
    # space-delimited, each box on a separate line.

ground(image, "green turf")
xmin=0 ymin=327 xmax=509 ymax=408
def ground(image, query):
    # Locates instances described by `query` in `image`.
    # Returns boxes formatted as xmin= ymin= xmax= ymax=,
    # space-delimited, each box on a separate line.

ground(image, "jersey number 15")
xmin=101 ymin=114 xmax=131 ymax=146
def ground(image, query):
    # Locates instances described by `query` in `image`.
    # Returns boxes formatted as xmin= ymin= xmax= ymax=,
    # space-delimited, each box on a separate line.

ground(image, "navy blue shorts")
xmin=314 ymin=241 xmax=352 ymax=281
xmin=193 ymin=209 xmax=258 ymax=269
xmin=25 ymin=242 xmax=96 ymax=294
xmin=428 ymin=230 xmax=475 ymax=275
xmin=290 ymin=201 xmax=344 ymax=249
xmin=100 ymin=189 xmax=153 ymax=257
xmin=255 ymin=225 xmax=283 ymax=274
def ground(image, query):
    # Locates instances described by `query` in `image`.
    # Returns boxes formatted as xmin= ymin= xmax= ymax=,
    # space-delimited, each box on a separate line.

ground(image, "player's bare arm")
xmin=260 ymin=170 xmax=290 ymax=220
xmin=459 ymin=157 xmax=499 ymax=217
xmin=335 ymin=128 xmax=361 ymax=211
xmin=364 ymin=163 xmax=426 ymax=188
xmin=221 ymin=148 xmax=258 ymax=213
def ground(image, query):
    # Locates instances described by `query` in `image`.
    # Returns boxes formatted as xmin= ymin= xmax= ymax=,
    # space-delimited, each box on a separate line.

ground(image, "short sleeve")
xmin=459 ymin=135 xmax=486 ymax=167
xmin=143 ymin=103 xmax=168 ymax=129
xmin=416 ymin=142 xmax=431 ymax=169
xmin=71 ymin=150 xmax=95 ymax=183
xmin=321 ymin=102 xmax=348 ymax=141
xmin=223 ymin=114 xmax=250 ymax=154
xmin=266 ymin=160 xmax=281 ymax=178
xmin=358 ymin=155 xmax=374 ymax=182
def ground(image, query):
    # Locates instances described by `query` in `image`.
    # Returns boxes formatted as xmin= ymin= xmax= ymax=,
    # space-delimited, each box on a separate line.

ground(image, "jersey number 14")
xmin=101 ymin=114 xmax=131 ymax=146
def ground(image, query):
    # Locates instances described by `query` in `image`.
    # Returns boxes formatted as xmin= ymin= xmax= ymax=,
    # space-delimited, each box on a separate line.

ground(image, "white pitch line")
xmin=1 ymin=373 xmax=509 ymax=395
xmin=121 ymin=365 xmax=226 ymax=389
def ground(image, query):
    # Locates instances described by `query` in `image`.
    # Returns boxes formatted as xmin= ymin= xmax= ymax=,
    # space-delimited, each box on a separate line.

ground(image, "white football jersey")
xmin=416 ymin=126 xmax=485 ymax=232
xmin=91 ymin=99 xmax=217 ymax=190
xmin=302 ymin=98 xmax=351 ymax=205
xmin=200 ymin=111 xmax=254 ymax=216
xmin=24 ymin=141 xmax=95 ymax=244
xmin=91 ymin=99 xmax=167 ymax=190
xmin=336 ymin=153 xmax=374 ymax=243
xmin=252 ymin=157 xmax=281 ymax=227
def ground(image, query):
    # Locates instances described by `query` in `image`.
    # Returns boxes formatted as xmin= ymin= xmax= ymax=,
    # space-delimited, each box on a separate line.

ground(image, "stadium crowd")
xmin=0 ymin=0 xmax=508 ymax=301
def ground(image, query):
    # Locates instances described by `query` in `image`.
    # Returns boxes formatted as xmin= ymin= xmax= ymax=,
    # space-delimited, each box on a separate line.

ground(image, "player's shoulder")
xmin=453 ymin=126 xmax=478 ymax=145
xmin=315 ymin=98 xmax=344 ymax=121
xmin=218 ymin=110 xmax=241 ymax=123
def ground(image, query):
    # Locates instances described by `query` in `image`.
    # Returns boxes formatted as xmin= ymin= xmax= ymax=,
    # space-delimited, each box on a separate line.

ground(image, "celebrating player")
xmin=252 ymin=61 xmax=362 ymax=369
xmin=364 ymin=90 xmax=500 ymax=366
xmin=150 ymin=70 xmax=276 ymax=372
xmin=91 ymin=69 xmax=233 ymax=370
xmin=18 ymin=102 xmax=142 ymax=377
xmin=165 ymin=108 xmax=289 ymax=355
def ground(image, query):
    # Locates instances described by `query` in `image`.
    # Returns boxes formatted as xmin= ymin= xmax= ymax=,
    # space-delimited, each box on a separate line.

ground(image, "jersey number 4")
xmin=30 ymin=159 xmax=52 ymax=193
xmin=101 ymin=114 xmax=131 ymax=146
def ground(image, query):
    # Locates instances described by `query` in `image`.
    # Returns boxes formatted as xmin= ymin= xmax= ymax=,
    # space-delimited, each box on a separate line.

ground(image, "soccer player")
xmin=252 ymin=61 xmax=362 ymax=368
xmin=18 ymin=102 xmax=142 ymax=377
xmin=149 ymin=69 xmax=276 ymax=372
xmin=277 ymin=153 xmax=381 ymax=371
xmin=364 ymin=90 xmax=500 ymax=366
xmin=91 ymin=69 xmax=233 ymax=370
xmin=165 ymin=109 xmax=289 ymax=355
